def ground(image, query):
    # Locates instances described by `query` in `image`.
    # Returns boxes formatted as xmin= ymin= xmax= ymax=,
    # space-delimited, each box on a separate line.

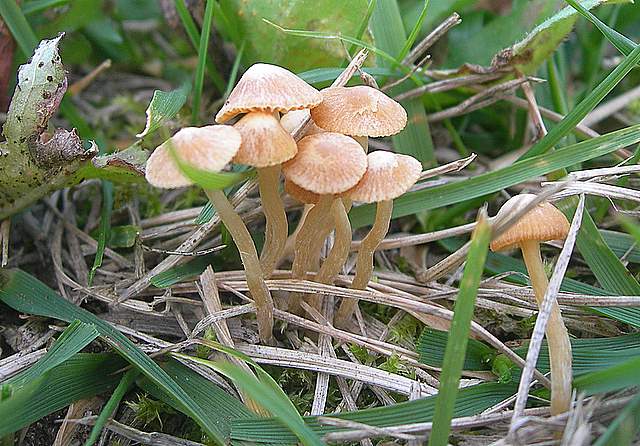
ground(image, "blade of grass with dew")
xmin=350 ymin=123 xmax=640 ymax=228
xmin=565 ymin=0 xmax=637 ymax=56
xmin=88 ymin=180 xmax=113 ymax=285
xmin=150 ymin=253 xmax=216 ymax=288
xmin=520 ymin=41 xmax=640 ymax=160
xmin=230 ymin=382 xmax=517 ymax=442
xmin=84 ymin=369 xmax=139 ymax=446
xmin=173 ymin=353 xmax=324 ymax=446
xmin=398 ymin=0 xmax=430 ymax=61
xmin=136 ymin=81 xmax=191 ymax=138
xmin=428 ymin=212 xmax=491 ymax=446
xmin=371 ymin=0 xmax=435 ymax=165
xmin=0 ymin=269 xmax=227 ymax=444
xmin=21 ymin=0 xmax=70 ymax=15
xmin=173 ymin=0 xmax=225 ymax=93
xmin=137 ymin=358 xmax=257 ymax=443
xmin=192 ymin=0 xmax=215 ymax=124
xmin=0 ymin=353 xmax=124 ymax=437
xmin=593 ymin=392 xmax=640 ymax=446
xmin=6 ymin=320 xmax=99 ymax=387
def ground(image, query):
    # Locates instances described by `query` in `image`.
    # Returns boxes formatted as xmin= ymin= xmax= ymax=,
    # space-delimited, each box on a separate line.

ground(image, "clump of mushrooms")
xmin=145 ymin=125 xmax=276 ymax=344
xmin=490 ymin=194 xmax=572 ymax=415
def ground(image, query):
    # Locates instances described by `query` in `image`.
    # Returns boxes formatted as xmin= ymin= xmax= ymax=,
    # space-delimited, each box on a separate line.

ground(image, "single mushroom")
xmin=335 ymin=151 xmax=422 ymax=328
xmin=282 ymin=132 xmax=367 ymax=313
xmin=145 ymin=125 xmax=275 ymax=344
xmin=216 ymin=63 xmax=322 ymax=278
xmin=310 ymin=85 xmax=407 ymax=152
xmin=490 ymin=194 xmax=572 ymax=416
xmin=233 ymin=111 xmax=297 ymax=276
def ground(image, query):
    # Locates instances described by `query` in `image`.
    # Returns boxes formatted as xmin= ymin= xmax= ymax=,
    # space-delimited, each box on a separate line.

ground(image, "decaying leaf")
xmin=84 ymin=142 xmax=149 ymax=183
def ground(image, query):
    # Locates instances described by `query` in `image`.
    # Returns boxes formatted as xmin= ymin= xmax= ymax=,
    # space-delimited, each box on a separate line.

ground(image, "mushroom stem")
xmin=289 ymin=195 xmax=334 ymax=314
xmin=205 ymin=189 xmax=274 ymax=344
xmin=307 ymin=199 xmax=352 ymax=311
xmin=335 ymin=199 xmax=393 ymax=327
xmin=520 ymin=240 xmax=572 ymax=415
xmin=257 ymin=165 xmax=287 ymax=277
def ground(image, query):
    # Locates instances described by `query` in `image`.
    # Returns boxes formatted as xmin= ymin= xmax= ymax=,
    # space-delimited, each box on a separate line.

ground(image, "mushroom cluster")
xmin=145 ymin=63 xmax=422 ymax=342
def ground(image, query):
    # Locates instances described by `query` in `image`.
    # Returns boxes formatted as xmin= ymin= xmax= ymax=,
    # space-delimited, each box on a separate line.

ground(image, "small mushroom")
xmin=490 ymin=194 xmax=572 ymax=416
xmin=220 ymin=64 xmax=322 ymax=279
xmin=335 ymin=151 xmax=422 ymax=328
xmin=145 ymin=126 xmax=275 ymax=344
xmin=282 ymin=132 xmax=367 ymax=314
xmin=310 ymin=85 xmax=407 ymax=151
xmin=233 ymin=111 xmax=297 ymax=276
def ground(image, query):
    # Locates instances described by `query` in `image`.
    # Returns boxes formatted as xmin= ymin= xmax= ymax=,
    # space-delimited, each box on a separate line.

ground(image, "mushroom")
xmin=233 ymin=111 xmax=297 ymax=276
xmin=216 ymin=63 xmax=322 ymax=278
xmin=490 ymin=194 xmax=572 ymax=415
xmin=145 ymin=125 xmax=275 ymax=344
xmin=310 ymin=85 xmax=407 ymax=152
xmin=282 ymin=132 xmax=367 ymax=313
xmin=334 ymin=151 xmax=422 ymax=328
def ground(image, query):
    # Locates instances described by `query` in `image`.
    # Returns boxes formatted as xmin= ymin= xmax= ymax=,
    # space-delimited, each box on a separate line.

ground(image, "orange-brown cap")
xmin=233 ymin=111 xmax=297 ymax=167
xmin=280 ymin=109 xmax=325 ymax=137
xmin=145 ymin=125 xmax=241 ymax=189
xmin=282 ymin=132 xmax=366 ymax=195
xmin=347 ymin=151 xmax=422 ymax=203
xmin=284 ymin=179 xmax=320 ymax=204
xmin=310 ymin=86 xmax=407 ymax=137
xmin=490 ymin=194 xmax=570 ymax=252
xmin=215 ymin=63 xmax=322 ymax=123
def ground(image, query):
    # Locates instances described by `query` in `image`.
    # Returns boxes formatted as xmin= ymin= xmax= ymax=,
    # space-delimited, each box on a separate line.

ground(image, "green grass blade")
xmin=192 ymin=0 xmax=215 ymax=124
xmin=574 ymin=355 xmax=640 ymax=395
xmin=88 ymin=181 xmax=113 ymax=285
xmin=84 ymin=369 xmax=139 ymax=446
xmin=520 ymin=42 xmax=640 ymax=160
xmin=223 ymin=40 xmax=245 ymax=99
xmin=594 ymin=393 xmax=640 ymax=446
xmin=350 ymin=124 xmax=640 ymax=228
xmin=398 ymin=0 xmax=430 ymax=61
xmin=231 ymin=382 xmax=517 ymax=442
xmin=195 ymin=201 xmax=215 ymax=225
xmin=346 ymin=0 xmax=377 ymax=57
xmin=150 ymin=253 xmax=215 ymax=288
xmin=429 ymin=212 xmax=491 ymax=446
xmin=0 ymin=269 xmax=225 ymax=444
xmin=0 ymin=354 xmax=124 ymax=437
xmin=297 ymin=66 xmax=397 ymax=84
xmin=21 ymin=0 xmax=70 ymax=15
xmin=173 ymin=0 xmax=199 ymax=48
xmin=7 ymin=320 xmax=99 ymax=388
xmin=0 ymin=0 xmax=38 ymax=57
xmin=370 ymin=0 xmax=434 ymax=165
xmin=565 ymin=0 xmax=637 ymax=56
xmin=137 ymin=81 xmax=191 ymax=138
xmin=418 ymin=328 xmax=494 ymax=371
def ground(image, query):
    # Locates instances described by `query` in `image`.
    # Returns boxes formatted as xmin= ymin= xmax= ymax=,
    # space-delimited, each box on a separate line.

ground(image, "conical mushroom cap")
xmin=347 ymin=151 xmax=422 ymax=203
xmin=282 ymin=132 xmax=366 ymax=195
xmin=310 ymin=86 xmax=407 ymax=137
xmin=284 ymin=179 xmax=320 ymax=204
xmin=233 ymin=112 xmax=297 ymax=167
xmin=490 ymin=194 xmax=570 ymax=252
xmin=145 ymin=125 xmax=241 ymax=189
xmin=215 ymin=63 xmax=322 ymax=123
xmin=280 ymin=109 xmax=325 ymax=137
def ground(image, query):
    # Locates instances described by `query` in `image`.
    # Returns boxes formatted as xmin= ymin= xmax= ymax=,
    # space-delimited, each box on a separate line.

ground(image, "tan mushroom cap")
xmin=284 ymin=179 xmax=320 ymax=204
xmin=347 ymin=151 xmax=422 ymax=203
xmin=145 ymin=125 xmax=241 ymax=189
xmin=233 ymin=112 xmax=297 ymax=167
xmin=490 ymin=194 xmax=570 ymax=252
xmin=282 ymin=132 xmax=367 ymax=195
xmin=215 ymin=63 xmax=322 ymax=123
xmin=280 ymin=109 xmax=325 ymax=137
xmin=310 ymin=86 xmax=407 ymax=137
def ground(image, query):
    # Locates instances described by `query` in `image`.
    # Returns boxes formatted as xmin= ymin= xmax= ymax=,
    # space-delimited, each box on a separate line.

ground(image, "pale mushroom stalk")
xmin=205 ymin=189 xmax=274 ymax=344
xmin=307 ymin=199 xmax=352 ymax=311
xmin=490 ymin=194 xmax=572 ymax=416
xmin=520 ymin=240 xmax=572 ymax=415
xmin=335 ymin=200 xmax=392 ymax=326
xmin=256 ymin=164 xmax=287 ymax=276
